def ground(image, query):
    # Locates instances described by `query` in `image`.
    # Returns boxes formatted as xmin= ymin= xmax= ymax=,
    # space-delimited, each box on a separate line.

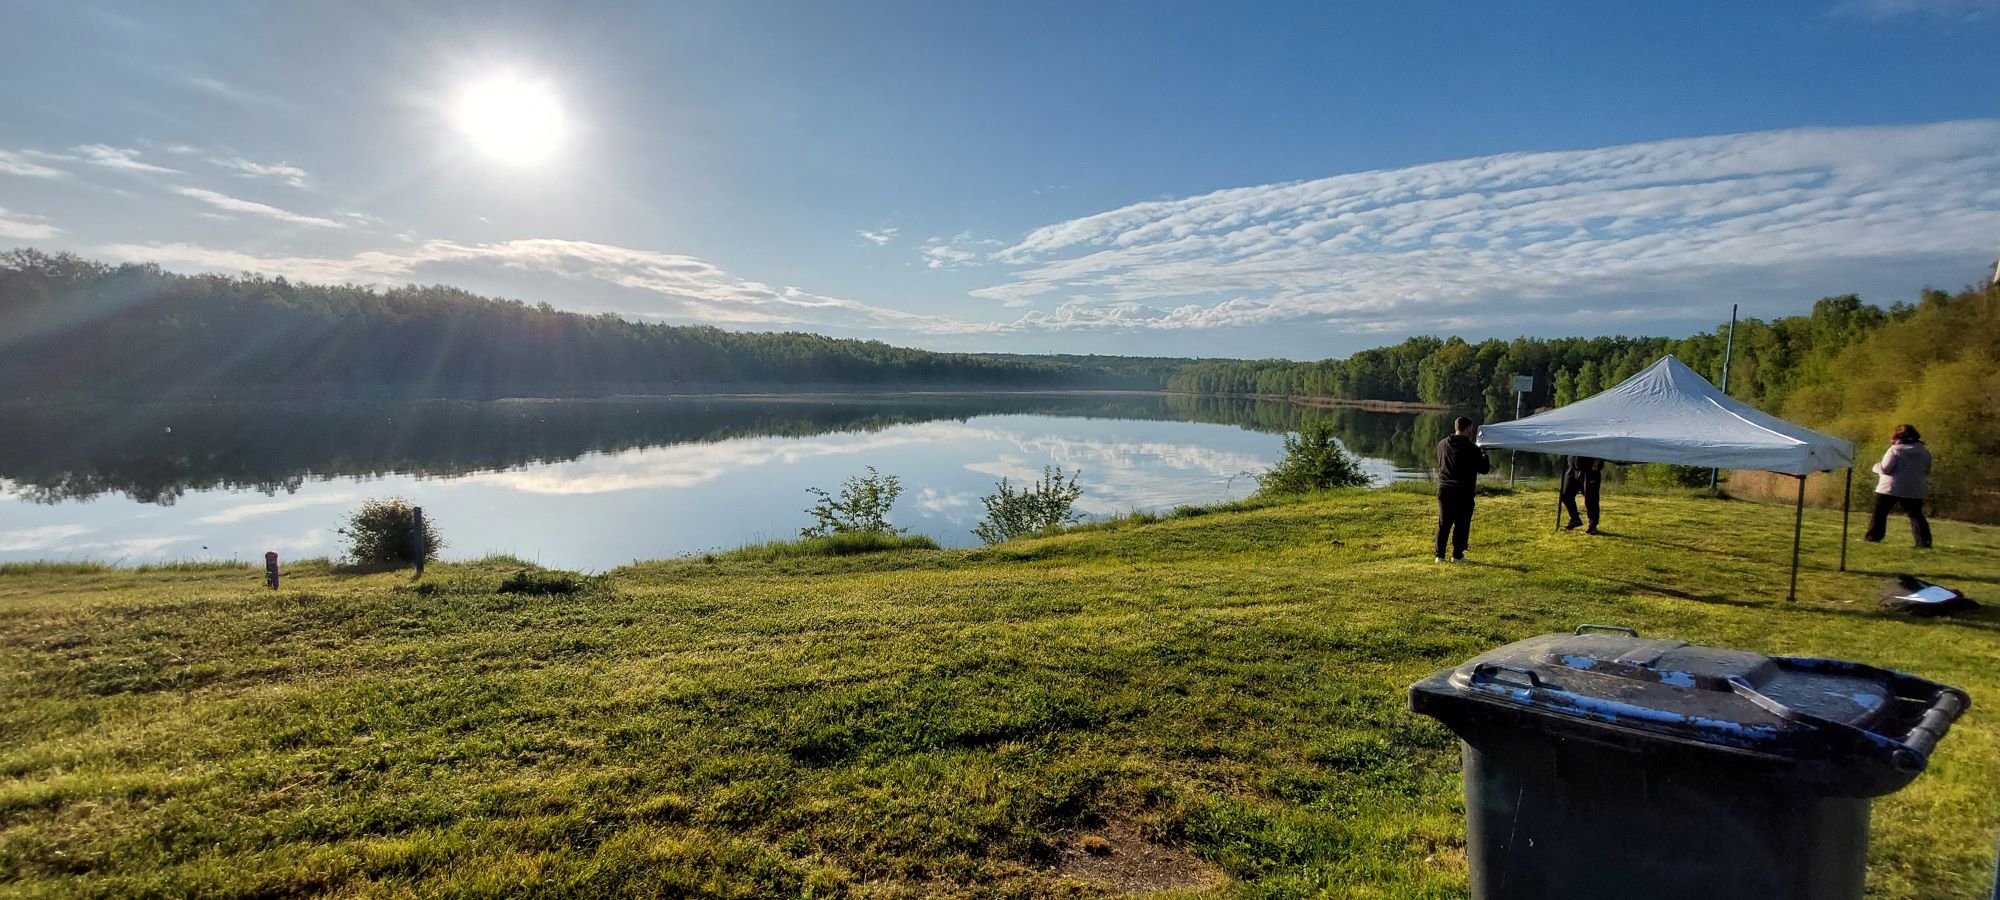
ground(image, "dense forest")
xmin=1170 ymin=284 xmax=2000 ymax=520
xmin=0 ymin=250 xmax=1186 ymax=399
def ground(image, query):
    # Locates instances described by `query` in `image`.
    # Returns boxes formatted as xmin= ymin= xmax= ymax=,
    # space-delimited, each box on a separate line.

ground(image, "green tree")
xmin=1552 ymin=368 xmax=1577 ymax=406
xmin=972 ymin=466 xmax=1085 ymax=544
xmin=1575 ymin=360 xmax=1602 ymax=398
xmin=338 ymin=498 xmax=443 ymax=568
xmin=802 ymin=467 xmax=905 ymax=537
xmin=1256 ymin=421 xmax=1372 ymax=496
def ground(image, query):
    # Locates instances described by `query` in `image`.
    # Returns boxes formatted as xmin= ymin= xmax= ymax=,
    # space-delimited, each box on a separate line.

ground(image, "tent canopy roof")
xmin=1476 ymin=356 xmax=1854 ymax=475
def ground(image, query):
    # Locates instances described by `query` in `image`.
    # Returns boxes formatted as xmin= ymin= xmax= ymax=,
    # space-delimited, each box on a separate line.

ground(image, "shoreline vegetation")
xmin=3 ymin=487 xmax=1996 ymax=897
xmin=5 ymin=251 xmax=1994 ymax=521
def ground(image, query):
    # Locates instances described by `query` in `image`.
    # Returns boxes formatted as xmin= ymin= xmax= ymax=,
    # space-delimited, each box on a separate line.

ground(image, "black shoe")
xmin=1564 ymin=520 xmax=1583 ymax=530
xmin=1585 ymin=525 xmax=1600 ymax=535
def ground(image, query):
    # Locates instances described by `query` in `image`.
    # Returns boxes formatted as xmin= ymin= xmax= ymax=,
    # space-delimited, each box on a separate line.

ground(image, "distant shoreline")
xmin=1165 ymin=391 xmax=1451 ymax=414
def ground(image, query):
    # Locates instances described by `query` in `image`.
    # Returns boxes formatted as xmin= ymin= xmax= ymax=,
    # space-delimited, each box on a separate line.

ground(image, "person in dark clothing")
xmin=1561 ymin=455 xmax=1605 ymax=534
xmin=1864 ymin=424 xmax=1933 ymax=548
xmin=1434 ymin=416 xmax=1490 ymax=562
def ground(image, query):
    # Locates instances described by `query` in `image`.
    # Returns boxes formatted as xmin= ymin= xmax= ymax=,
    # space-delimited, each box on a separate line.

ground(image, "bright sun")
xmin=454 ymin=73 xmax=565 ymax=165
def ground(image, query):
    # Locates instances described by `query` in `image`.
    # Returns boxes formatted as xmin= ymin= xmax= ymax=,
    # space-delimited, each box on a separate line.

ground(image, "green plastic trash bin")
xmin=1408 ymin=625 xmax=1968 ymax=900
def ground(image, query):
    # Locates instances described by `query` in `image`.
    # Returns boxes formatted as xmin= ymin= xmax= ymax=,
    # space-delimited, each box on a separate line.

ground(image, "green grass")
xmin=3 ymin=489 xmax=1998 ymax=898
xmin=711 ymin=531 xmax=944 ymax=562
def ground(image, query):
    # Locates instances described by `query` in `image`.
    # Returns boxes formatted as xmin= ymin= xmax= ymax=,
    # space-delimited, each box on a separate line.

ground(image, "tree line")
xmin=0 ymin=250 xmax=1183 ymax=399
xmin=1169 ymin=285 xmax=1999 ymax=519
xmin=4 ymin=249 xmax=1991 ymax=516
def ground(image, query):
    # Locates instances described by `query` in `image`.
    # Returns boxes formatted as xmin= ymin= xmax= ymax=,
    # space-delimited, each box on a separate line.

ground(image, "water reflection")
xmin=0 ymin=393 xmax=1549 ymax=568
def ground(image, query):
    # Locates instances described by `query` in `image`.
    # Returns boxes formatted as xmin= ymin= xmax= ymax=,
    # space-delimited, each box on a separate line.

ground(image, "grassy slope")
xmin=2 ymin=488 xmax=1998 ymax=899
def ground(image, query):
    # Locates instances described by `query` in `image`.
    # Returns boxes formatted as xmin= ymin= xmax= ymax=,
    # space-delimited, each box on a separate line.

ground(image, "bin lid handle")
xmin=1471 ymin=662 xmax=1542 ymax=690
xmin=1573 ymin=624 xmax=1638 ymax=637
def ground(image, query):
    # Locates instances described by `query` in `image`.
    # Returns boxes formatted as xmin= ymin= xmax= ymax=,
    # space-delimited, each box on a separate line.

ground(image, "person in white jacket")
xmin=1863 ymin=424 xmax=1932 ymax=548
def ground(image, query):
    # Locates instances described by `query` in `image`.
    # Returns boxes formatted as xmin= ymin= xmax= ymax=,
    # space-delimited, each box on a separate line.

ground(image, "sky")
xmin=2 ymin=0 xmax=1998 ymax=360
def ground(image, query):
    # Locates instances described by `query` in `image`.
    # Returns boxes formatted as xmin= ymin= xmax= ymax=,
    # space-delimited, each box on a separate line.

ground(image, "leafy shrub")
xmin=1626 ymin=463 xmax=1714 ymax=489
xmin=337 ymin=498 xmax=443 ymax=567
xmin=497 ymin=568 xmax=595 ymax=595
xmin=802 ymin=467 xmax=907 ymax=538
xmin=973 ymin=466 xmax=1086 ymax=544
xmin=1255 ymin=422 xmax=1372 ymax=496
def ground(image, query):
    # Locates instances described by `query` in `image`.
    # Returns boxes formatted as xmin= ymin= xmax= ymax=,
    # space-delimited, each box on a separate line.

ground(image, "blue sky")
xmin=2 ymin=0 xmax=1998 ymax=359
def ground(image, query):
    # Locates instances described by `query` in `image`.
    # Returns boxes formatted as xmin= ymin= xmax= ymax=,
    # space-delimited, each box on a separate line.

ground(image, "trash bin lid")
xmin=1408 ymin=626 xmax=1969 ymax=796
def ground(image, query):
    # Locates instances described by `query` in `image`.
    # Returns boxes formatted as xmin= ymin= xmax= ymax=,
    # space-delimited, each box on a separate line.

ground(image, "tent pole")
xmin=1788 ymin=475 xmax=1805 ymax=602
xmin=1555 ymin=474 xmax=1564 ymax=533
xmin=1840 ymin=467 xmax=1851 ymax=573
xmin=1709 ymin=303 xmax=1737 ymax=493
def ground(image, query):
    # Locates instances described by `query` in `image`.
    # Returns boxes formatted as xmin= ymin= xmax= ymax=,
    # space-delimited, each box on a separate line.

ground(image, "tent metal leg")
xmin=1788 ymin=475 xmax=1806 ymax=602
xmin=1840 ymin=467 xmax=1851 ymax=573
xmin=1555 ymin=478 xmax=1564 ymax=533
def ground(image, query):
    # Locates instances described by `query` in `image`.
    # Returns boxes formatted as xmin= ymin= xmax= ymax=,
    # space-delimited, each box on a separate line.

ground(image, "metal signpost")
xmin=1709 ymin=304 xmax=1738 ymax=492
xmin=1509 ymin=374 xmax=1532 ymax=484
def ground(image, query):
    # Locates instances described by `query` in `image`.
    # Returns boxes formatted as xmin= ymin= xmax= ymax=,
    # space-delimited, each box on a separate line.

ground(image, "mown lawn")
xmin=2 ymin=487 xmax=1997 ymax=898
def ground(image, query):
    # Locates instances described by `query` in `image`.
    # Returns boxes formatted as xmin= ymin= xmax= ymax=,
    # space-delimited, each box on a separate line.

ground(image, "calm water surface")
xmin=0 ymin=393 xmax=1485 ymax=570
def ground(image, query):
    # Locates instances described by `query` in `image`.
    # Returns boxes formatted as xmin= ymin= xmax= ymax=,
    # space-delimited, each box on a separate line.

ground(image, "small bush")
xmin=1255 ymin=422 xmax=1372 ymax=496
xmin=1626 ymin=462 xmax=1715 ymax=489
xmin=802 ymin=467 xmax=906 ymax=538
xmin=337 ymin=498 xmax=443 ymax=568
xmin=497 ymin=568 xmax=595 ymax=595
xmin=973 ymin=466 xmax=1086 ymax=545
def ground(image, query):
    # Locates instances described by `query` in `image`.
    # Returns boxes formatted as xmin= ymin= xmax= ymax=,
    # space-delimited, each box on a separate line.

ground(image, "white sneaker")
xmin=1434 ymin=556 xmax=1447 ymax=563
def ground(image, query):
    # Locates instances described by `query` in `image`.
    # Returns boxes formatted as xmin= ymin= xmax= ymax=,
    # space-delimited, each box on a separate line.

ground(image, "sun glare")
xmin=454 ymin=73 xmax=565 ymax=165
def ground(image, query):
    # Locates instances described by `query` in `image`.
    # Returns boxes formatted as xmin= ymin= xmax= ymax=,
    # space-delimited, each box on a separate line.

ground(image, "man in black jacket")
xmin=1434 ymin=416 xmax=1490 ymax=562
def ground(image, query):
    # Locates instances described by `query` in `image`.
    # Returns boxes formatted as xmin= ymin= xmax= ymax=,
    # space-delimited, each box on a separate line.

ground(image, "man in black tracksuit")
xmin=1562 ymin=455 xmax=1605 ymax=534
xmin=1434 ymin=416 xmax=1490 ymax=562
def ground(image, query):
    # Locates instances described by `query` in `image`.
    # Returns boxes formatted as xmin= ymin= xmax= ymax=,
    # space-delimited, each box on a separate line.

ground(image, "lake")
xmin=0 ymin=393 xmax=1537 ymax=570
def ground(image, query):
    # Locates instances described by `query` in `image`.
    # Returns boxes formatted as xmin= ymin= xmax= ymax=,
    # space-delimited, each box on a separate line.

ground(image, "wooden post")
xmin=265 ymin=551 xmax=280 ymax=590
xmin=413 ymin=506 xmax=426 ymax=578
xmin=1787 ymin=475 xmax=1805 ymax=602
xmin=1840 ymin=467 xmax=1852 ymax=573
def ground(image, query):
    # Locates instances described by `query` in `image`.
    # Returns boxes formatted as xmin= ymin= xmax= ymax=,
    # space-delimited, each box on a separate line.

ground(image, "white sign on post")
xmin=1512 ymin=375 xmax=1534 ymax=393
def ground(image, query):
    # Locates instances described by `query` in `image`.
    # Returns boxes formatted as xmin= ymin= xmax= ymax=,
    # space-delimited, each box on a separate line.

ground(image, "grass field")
xmin=3 ymin=486 xmax=1998 ymax=898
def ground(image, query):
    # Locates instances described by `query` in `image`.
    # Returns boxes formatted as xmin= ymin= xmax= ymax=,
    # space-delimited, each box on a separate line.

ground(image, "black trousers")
xmin=1562 ymin=474 xmax=1601 ymax=526
xmin=1436 ymin=490 xmax=1475 ymax=559
xmin=1864 ymin=493 xmax=1932 ymax=548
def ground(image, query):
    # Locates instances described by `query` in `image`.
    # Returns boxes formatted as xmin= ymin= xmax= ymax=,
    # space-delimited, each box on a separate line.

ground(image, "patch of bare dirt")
xmin=1052 ymin=820 xmax=1225 ymax=896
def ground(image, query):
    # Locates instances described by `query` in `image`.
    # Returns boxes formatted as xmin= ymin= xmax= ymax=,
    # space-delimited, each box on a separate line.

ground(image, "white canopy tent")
xmin=1476 ymin=355 xmax=1856 ymax=600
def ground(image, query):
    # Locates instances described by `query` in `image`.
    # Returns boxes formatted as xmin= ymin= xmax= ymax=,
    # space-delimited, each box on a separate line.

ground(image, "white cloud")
xmin=211 ymin=157 xmax=307 ymax=188
xmin=98 ymin=237 xmax=1002 ymax=335
xmin=0 ymin=524 xmax=91 ymax=552
xmin=193 ymin=491 xmax=357 ymax=525
xmin=72 ymin=144 xmax=180 ymax=174
xmin=922 ymin=231 xmax=1003 ymax=272
xmin=858 ymin=227 xmax=899 ymax=245
xmin=0 ymin=150 xmax=66 ymax=178
xmin=0 ymin=208 xmax=61 ymax=240
xmin=975 ymin=119 xmax=2000 ymax=332
xmin=186 ymin=75 xmax=291 ymax=110
xmin=1832 ymin=0 xmax=1999 ymax=19
xmin=171 ymin=187 xmax=343 ymax=228
xmin=915 ymin=487 xmax=975 ymax=513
